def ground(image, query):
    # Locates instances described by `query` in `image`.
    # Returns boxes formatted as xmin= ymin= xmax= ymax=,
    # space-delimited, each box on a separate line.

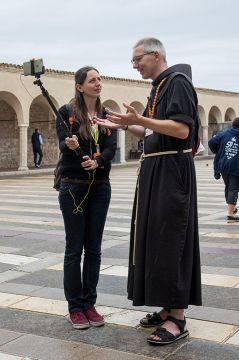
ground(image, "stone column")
xmin=119 ymin=129 xmax=126 ymax=163
xmin=202 ymin=125 xmax=209 ymax=155
xmin=18 ymin=125 xmax=29 ymax=170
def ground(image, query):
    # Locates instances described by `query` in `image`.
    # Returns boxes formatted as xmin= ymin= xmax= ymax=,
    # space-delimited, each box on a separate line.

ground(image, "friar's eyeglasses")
xmin=131 ymin=51 xmax=155 ymax=64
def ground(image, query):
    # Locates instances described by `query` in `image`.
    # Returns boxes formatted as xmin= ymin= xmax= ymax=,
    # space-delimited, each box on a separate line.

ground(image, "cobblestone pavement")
xmin=0 ymin=159 xmax=238 ymax=360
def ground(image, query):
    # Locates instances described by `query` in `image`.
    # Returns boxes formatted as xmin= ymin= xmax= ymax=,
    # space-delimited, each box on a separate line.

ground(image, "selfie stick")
xmin=33 ymin=76 xmax=84 ymax=158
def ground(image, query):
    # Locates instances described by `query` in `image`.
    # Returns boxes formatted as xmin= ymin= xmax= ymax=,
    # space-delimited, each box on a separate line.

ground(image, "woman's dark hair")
xmin=232 ymin=117 xmax=239 ymax=129
xmin=71 ymin=66 xmax=103 ymax=139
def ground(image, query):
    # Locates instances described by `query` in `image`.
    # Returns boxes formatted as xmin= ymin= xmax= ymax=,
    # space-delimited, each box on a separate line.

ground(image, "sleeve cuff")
xmin=95 ymin=155 xmax=104 ymax=167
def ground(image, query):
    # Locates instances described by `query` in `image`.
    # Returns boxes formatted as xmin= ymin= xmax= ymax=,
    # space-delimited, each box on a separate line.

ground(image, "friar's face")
xmin=131 ymin=45 xmax=159 ymax=80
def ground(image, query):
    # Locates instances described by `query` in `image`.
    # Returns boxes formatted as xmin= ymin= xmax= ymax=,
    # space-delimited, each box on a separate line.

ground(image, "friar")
xmin=96 ymin=37 xmax=202 ymax=346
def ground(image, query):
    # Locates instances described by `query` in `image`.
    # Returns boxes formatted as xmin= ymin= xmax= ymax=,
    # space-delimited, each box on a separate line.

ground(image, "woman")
xmin=56 ymin=66 xmax=117 ymax=329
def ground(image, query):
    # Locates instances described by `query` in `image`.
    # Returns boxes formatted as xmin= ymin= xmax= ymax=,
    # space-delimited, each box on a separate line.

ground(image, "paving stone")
xmin=201 ymin=265 xmax=223 ymax=274
xmin=0 ymin=247 xmax=21 ymax=254
xmin=32 ymin=251 xmax=62 ymax=259
xmin=217 ymin=268 xmax=239 ymax=276
xmin=0 ymin=264 xmax=13 ymax=273
xmin=200 ymin=253 xmax=239 ymax=268
xmin=200 ymin=236 xmax=239 ymax=245
xmin=101 ymin=257 xmax=129 ymax=266
xmin=0 ymin=353 xmax=25 ymax=360
xmin=0 ymin=334 xmax=94 ymax=360
xmin=226 ymin=330 xmax=239 ymax=346
xmin=201 ymin=247 xmax=239 ymax=256
xmin=201 ymin=273 xmax=239 ymax=287
xmin=186 ymin=318 xmax=237 ymax=342
xmin=0 ymin=329 xmax=23 ymax=346
xmin=14 ymin=232 xmax=65 ymax=243
xmin=187 ymin=306 xmax=239 ymax=325
xmin=101 ymin=265 xmax=128 ymax=277
xmin=10 ymin=296 xmax=68 ymax=316
xmin=97 ymin=293 xmax=160 ymax=314
xmin=8 ymin=269 xmax=64 ymax=289
xmin=0 ymin=292 xmax=28 ymax=307
xmin=103 ymin=308 xmax=147 ymax=327
xmin=202 ymin=285 xmax=239 ymax=311
xmin=0 ymin=253 xmax=38 ymax=266
xmin=30 ymin=286 xmax=65 ymax=301
xmin=98 ymin=275 xmax=127 ymax=296
xmin=166 ymin=339 xmax=239 ymax=360
xmin=102 ymin=240 xmax=128 ymax=250
xmin=0 ymin=271 xmax=29 ymax=284
xmin=84 ymin=347 xmax=162 ymax=360
xmin=102 ymin=245 xmax=130 ymax=259
xmin=0 ymin=230 xmax=25 ymax=237
xmin=0 ymin=282 xmax=43 ymax=296
xmin=15 ymin=256 xmax=62 ymax=273
xmin=0 ymin=237 xmax=64 ymax=256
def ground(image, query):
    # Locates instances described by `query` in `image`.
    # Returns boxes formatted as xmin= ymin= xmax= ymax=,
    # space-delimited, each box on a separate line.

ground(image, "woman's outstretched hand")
xmin=94 ymin=118 xmax=123 ymax=129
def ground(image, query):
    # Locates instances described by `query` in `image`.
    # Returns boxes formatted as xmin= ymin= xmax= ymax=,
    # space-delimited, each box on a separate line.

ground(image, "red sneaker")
xmin=68 ymin=311 xmax=90 ymax=329
xmin=84 ymin=307 xmax=105 ymax=327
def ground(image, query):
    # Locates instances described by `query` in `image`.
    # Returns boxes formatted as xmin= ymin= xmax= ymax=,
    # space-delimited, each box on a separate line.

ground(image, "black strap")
xmin=166 ymin=315 xmax=186 ymax=333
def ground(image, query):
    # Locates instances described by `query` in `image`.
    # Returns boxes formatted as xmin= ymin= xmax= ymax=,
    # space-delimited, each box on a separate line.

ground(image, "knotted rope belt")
xmin=133 ymin=148 xmax=192 ymax=265
xmin=137 ymin=148 xmax=192 ymax=175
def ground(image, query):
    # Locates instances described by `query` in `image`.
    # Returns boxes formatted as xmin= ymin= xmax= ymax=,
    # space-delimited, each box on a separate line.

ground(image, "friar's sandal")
xmin=147 ymin=315 xmax=189 ymax=345
xmin=140 ymin=308 xmax=170 ymax=328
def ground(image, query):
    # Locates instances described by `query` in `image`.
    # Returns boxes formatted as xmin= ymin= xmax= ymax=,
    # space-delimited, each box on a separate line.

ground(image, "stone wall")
xmin=0 ymin=100 xmax=19 ymax=169
xmin=125 ymin=131 xmax=141 ymax=160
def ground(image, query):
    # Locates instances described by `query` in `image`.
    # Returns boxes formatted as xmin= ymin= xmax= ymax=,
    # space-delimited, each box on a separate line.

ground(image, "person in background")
xmin=208 ymin=117 xmax=239 ymax=223
xmin=56 ymin=66 xmax=117 ymax=330
xmin=31 ymin=128 xmax=43 ymax=168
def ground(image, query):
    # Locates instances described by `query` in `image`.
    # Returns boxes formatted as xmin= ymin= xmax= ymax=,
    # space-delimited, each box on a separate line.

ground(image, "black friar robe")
xmin=127 ymin=64 xmax=202 ymax=309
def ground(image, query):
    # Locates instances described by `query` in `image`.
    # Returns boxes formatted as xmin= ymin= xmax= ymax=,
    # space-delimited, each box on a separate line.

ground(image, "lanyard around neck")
xmin=88 ymin=112 xmax=99 ymax=145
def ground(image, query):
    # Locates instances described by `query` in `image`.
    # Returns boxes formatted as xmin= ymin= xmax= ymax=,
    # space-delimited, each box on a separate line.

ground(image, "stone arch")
xmin=0 ymin=91 xmax=24 ymax=124
xmin=129 ymin=101 xmax=145 ymax=114
xmin=208 ymin=106 xmax=222 ymax=139
xmin=225 ymin=107 xmax=236 ymax=123
xmin=102 ymin=100 xmax=121 ymax=151
xmin=0 ymin=92 xmax=23 ymax=169
xmin=102 ymin=99 xmax=121 ymax=113
xmin=28 ymin=94 xmax=60 ymax=167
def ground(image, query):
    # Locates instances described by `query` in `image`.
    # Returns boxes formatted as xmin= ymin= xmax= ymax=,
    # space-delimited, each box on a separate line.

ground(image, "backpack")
xmin=53 ymin=152 xmax=63 ymax=191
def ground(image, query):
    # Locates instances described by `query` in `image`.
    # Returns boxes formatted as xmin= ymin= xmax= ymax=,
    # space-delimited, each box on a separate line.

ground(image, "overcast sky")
xmin=1 ymin=0 xmax=238 ymax=92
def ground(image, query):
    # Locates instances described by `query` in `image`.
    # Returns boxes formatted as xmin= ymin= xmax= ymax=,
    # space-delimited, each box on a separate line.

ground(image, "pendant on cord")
xmin=88 ymin=112 xmax=100 ymax=158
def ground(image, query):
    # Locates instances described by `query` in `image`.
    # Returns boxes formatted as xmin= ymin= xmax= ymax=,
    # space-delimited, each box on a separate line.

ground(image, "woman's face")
xmin=76 ymin=69 xmax=102 ymax=98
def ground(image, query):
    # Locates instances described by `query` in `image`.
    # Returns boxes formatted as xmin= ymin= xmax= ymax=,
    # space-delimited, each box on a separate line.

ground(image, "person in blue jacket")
xmin=208 ymin=117 xmax=239 ymax=223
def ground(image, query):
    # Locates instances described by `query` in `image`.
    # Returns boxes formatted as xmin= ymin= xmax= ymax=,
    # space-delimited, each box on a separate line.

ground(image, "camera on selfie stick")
xmin=23 ymin=58 xmax=84 ymax=159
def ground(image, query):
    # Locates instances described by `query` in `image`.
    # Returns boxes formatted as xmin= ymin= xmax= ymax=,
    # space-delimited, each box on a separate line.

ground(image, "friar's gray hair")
xmin=133 ymin=37 xmax=167 ymax=62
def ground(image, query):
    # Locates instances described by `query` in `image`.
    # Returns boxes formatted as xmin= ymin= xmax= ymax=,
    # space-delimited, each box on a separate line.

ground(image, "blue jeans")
xmin=59 ymin=181 xmax=111 ymax=313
